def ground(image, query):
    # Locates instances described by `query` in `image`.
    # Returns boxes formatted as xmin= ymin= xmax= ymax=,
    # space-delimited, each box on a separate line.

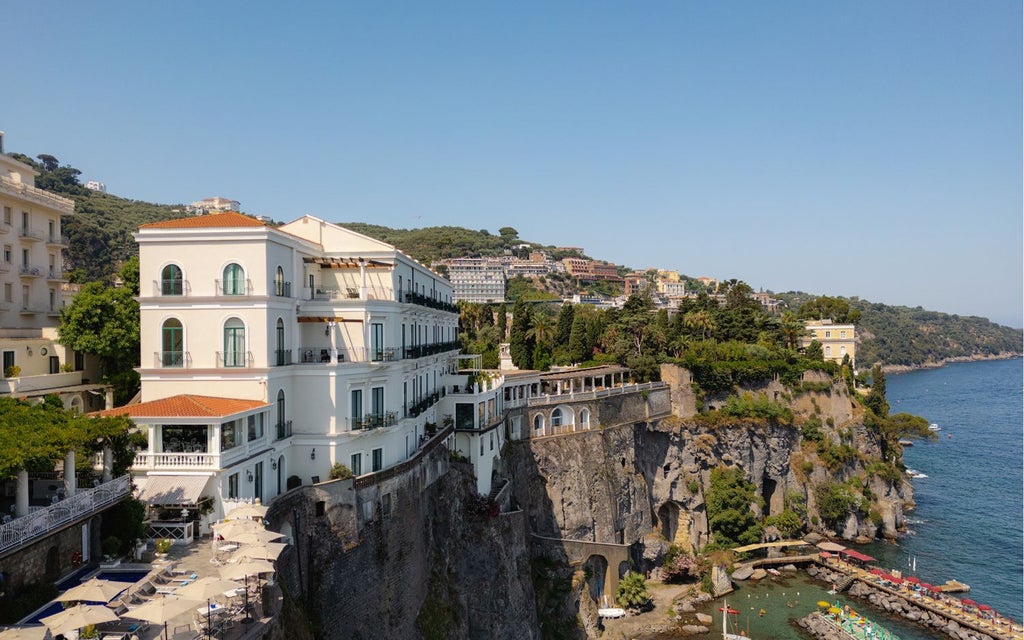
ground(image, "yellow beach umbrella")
xmin=817 ymin=601 xmax=832 ymax=608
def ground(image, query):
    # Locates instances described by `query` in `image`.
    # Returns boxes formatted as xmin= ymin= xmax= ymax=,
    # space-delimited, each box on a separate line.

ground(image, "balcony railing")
xmin=403 ymin=341 xmax=460 ymax=360
xmin=347 ymin=412 xmax=398 ymax=431
xmin=274 ymin=281 xmax=292 ymax=298
xmin=404 ymin=291 xmax=458 ymax=313
xmin=19 ymin=227 xmax=45 ymax=242
xmin=46 ymin=234 xmax=69 ymax=246
xmin=275 ymin=420 xmax=293 ymax=440
xmin=158 ymin=278 xmax=189 ymax=296
xmin=160 ymin=350 xmax=185 ymax=367
xmin=46 ymin=268 xmax=64 ymax=281
xmin=405 ymin=390 xmax=444 ymax=418
xmin=0 ymin=474 xmax=130 ymax=555
xmin=216 ymin=351 xmax=253 ymax=368
xmin=0 ymin=176 xmax=75 ymax=214
xmin=214 ymin=279 xmax=254 ymax=296
xmin=134 ymin=452 xmax=218 ymax=469
xmin=274 ymin=349 xmax=293 ymax=366
xmin=18 ymin=264 xmax=42 ymax=277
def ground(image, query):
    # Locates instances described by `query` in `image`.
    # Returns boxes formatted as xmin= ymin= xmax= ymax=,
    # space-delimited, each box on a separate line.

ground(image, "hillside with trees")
xmin=12 ymin=151 xmax=1020 ymax=370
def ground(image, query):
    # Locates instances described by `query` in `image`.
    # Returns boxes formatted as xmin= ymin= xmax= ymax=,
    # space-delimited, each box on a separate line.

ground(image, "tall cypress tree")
xmin=509 ymin=300 xmax=533 ymax=368
xmin=568 ymin=312 xmax=588 ymax=363
xmin=555 ymin=303 xmax=575 ymax=346
xmin=496 ymin=303 xmax=508 ymax=340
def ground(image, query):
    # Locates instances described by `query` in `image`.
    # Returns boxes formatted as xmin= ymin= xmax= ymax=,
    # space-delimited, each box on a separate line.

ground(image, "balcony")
xmin=274 ymin=349 xmax=293 ymax=366
xmin=0 ymin=370 xmax=83 ymax=395
xmin=405 ymin=390 xmax=444 ymax=418
xmin=0 ymin=475 xmax=131 ymax=555
xmin=133 ymin=452 xmax=219 ymax=469
xmin=403 ymin=341 xmax=461 ymax=360
xmin=214 ymin=278 xmax=254 ymax=297
xmin=0 ymin=175 xmax=75 ymax=215
xmin=347 ymin=412 xmax=398 ymax=431
xmin=273 ymin=281 xmax=292 ymax=298
xmin=404 ymin=291 xmax=458 ymax=313
xmin=46 ymin=268 xmax=64 ymax=282
xmin=18 ymin=227 xmax=45 ymax=242
xmin=216 ymin=351 xmax=253 ymax=368
xmin=275 ymin=420 xmax=293 ymax=440
xmin=155 ymin=278 xmax=190 ymax=297
xmin=18 ymin=264 xmax=42 ymax=278
xmin=45 ymin=234 xmax=69 ymax=247
xmin=157 ymin=350 xmax=189 ymax=368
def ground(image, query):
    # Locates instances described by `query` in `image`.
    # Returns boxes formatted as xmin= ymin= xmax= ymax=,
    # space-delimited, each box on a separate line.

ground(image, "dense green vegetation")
xmin=0 ymin=395 xmax=135 ymax=479
xmin=705 ymin=466 xmax=763 ymax=547
xmin=779 ymin=291 xmax=1021 ymax=367
xmin=11 ymin=153 xmax=183 ymax=283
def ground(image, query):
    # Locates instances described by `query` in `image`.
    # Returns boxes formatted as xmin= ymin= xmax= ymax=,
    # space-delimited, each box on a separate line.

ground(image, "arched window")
xmin=276 ymin=390 xmax=286 ymax=430
xmin=825 ymin=345 xmax=832 ymax=357
xmin=580 ymin=408 xmax=591 ymax=428
xmin=161 ymin=264 xmax=183 ymax=296
xmin=840 ymin=346 xmax=847 ymax=356
xmin=551 ymin=407 xmax=563 ymax=427
xmin=533 ymin=414 xmax=543 ymax=430
xmin=275 ymin=318 xmax=286 ymax=366
xmin=223 ymin=263 xmax=245 ymax=295
xmin=275 ymin=266 xmax=286 ymax=297
xmin=223 ymin=318 xmax=245 ymax=367
xmin=162 ymin=318 xmax=183 ymax=367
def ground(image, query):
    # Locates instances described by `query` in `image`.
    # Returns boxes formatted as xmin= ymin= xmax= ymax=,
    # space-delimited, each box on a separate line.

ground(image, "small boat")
xmin=767 ymin=568 xmax=781 ymax=576
xmin=721 ymin=599 xmax=752 ymax=640
xmin=929 ymin=423 xmax=941 ymax=431
xmin=906 ymin=469 xmax=928 ymax=479
xmin=899 ymin=439 xmax=914 ymax=447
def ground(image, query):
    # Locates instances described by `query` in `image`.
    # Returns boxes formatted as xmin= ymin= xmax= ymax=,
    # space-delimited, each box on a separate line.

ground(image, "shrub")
xmin=102 ymin=535 xmax=121 ymax=558
xmin=154 ymin=538 xmax=173 ymax=554
xmin=4 ymin=365 xmax=20 ymax=378
xmin=763 ymin=509 xmax=803 ymax=538
xmin=616 ymin=571 xmax=651 ymax=610
xmin=328 ymin=463 xmax=353 ymax=480
xmin=687 ymin=480 xmax=700 ymax=494
xmin=662 ymin=545 xmax=698 ymax=583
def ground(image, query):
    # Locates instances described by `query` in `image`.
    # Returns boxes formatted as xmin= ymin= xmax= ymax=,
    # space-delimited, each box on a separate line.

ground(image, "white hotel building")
xmin=106 ymin=212 xmax=493 ymax=522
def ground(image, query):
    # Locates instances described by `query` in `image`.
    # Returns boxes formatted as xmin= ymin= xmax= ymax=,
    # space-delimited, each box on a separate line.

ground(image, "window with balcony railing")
xmin=275 ymin=420 xmax=293 ymax=440
xmin=274 ymin=349 xmax=293 ymax=366
xmin=162 ymin=351 xmax=184 ymax=367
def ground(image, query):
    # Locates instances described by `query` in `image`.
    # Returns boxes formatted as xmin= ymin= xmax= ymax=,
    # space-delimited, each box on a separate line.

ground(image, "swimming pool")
xmin=22 ymin=569 xmax=149 ymax=623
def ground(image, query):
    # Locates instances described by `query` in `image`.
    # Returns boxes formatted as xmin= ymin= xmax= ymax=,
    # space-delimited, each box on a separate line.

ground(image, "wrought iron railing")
xmin=0 ymin=474 xmax=131 ymax=554
xmin=275 ymin=420 xmax=293 ymax=440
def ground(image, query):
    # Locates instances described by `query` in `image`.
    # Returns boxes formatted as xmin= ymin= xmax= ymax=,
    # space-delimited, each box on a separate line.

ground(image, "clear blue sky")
xmin=5 ymin=1 xmax=1022 ymax=326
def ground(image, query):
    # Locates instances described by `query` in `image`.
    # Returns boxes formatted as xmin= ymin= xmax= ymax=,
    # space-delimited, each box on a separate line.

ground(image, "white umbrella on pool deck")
xmin=235 ymin=542 xmax=287 ymax=561
xmin=220 ymin=559 xmax=275 ymax=623
xmin=223 ymin=529 xmax=285 ymax=545
xmin=55 ymin=578 xmax=129 ymax=603
xmin=227 ymin=502 xmax=269 ymax=519
xmin=122 ymin=594 xmax=203 ymax=640
xmin=41 ymin=604 xmax=119 ymax=638
xmin=211 ymin=518 xmax=263 ymax=538
xmin=175 ymin=578 xmax=244 ymax=639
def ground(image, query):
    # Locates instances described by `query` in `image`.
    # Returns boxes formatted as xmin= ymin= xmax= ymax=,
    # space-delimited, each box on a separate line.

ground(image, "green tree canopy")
xmin=705 ymin=466 xmax=763 ymax=547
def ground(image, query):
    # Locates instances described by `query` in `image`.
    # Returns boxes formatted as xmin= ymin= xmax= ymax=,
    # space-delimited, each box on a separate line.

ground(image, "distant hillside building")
xmin=84 ymin=180 xmax=106 ymax=193
xmin=447 ymin=257 xmax=506 ymax=303
xmin=563 ymin=258 xmax=623 ymax=283
xmin=800 ymin=319 xmax=856 ymax=369
xmin=187 ymin=196 xmax=241 ymax=215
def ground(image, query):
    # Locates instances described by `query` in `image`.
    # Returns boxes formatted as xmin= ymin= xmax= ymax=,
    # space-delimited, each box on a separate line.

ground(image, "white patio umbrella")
xmin=223 ymin=529 xmax=285 ymax=545
xmin=211 ymin=518 xmax=262 ymax=538
xmin=41 ymin=604 xmax=119 ymax=637
xmin=55 ymin=578 xmax=129 ymax=603
xmin=175 ymin=577 xmax=244 ymax=639
xmin=219 ymin=559 xmax=275 ymax=623
xmin=123 ymin=595 xmax=203 ymax=640
xmin=0 ymin=628 xmax=52 ymax=640
xmin=227 ymin=503 xmax=268 ymax=519
xmin=235 ymin=542 xmax=287 ymax=561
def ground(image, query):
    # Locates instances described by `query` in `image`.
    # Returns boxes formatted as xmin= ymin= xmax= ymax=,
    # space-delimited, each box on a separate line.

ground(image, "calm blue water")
xmin=699 ymin=358 xmax=1023 ymax=640
xmin=863 ymin=358 xmax=1023 ymax=621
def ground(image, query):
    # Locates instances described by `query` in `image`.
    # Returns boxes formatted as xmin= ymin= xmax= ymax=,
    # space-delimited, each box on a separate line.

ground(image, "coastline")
xmin=880 ymin=352 xmax=1021 ymax=375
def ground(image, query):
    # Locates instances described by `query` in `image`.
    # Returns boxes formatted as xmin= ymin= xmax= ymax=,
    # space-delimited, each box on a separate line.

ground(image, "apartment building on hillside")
xmin=0 ymin=132 xmax=109 ymax=412
xmin=446 ymin=257 xmax=506 ymax=303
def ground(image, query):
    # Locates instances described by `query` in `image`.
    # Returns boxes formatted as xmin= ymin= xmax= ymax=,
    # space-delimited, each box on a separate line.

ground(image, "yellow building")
xmin=800 ymin=319 xmax=856 ymax=369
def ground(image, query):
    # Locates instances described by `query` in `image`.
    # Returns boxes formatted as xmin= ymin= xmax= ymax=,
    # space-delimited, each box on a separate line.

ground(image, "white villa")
xmin=105 ymin=212 xmax=500 ymax=524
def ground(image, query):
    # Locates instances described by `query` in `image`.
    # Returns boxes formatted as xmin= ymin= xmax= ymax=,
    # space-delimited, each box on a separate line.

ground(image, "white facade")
xmin=85 ymin=180 xmax=106 ymax=192
xmin=0 ymin=138 xmax=107 ymax=411
xmin=127 ymin=212 xmax=464 ymax=521
xmin=446 ymin=257 xmax=506 ymax=303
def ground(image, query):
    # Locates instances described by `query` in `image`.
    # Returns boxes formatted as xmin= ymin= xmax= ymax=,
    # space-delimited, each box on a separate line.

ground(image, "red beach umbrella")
xmin=905 ymin=576 xmax=921 ymax=584
xmin=819 ymin=552 xmax=832 ymax=558
xmin=961 ymin=599 xmax=977 ymax=606
xmin=926 ymin=584 xmax=942 ymax=593
xmin=889 ymin=576 xmax=904 ymax=584
xmin=977 ymin=605 xmax=992 ymax=612
xmin=870 ymin=568 xmax=885 ymax=576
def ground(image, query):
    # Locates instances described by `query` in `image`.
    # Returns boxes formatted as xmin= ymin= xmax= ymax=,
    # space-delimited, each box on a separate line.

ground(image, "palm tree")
xmin=779 ymin=311 xmax=806 ymax=350
xmin=683 ymin=309 xmax=716 ymax=340
xmin=526 ymin=313 xmax=555 ymax=347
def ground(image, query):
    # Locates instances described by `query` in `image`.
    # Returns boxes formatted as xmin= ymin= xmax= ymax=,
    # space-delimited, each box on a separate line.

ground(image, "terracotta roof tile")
xmin=93 ymin=395 xmax=269 ymax=418
xmin=139 ymin=212 xmax=268 ymax=230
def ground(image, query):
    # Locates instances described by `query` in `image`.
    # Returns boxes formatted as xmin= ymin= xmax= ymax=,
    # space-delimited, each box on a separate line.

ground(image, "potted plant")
xmin=4 ymin=365 xmax=20 ymax=378
xmin=154 ymin=538 xmax=173 ymax=558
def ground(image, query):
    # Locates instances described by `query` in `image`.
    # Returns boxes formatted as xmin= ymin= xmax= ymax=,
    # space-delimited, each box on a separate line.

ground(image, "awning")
xmin=839 ymin=548 xmax=876 ymax=563
xmin=816 ymin=541 xmax=846 ymax=552
xmin=137 ymin=475 xmax=209 ymax=505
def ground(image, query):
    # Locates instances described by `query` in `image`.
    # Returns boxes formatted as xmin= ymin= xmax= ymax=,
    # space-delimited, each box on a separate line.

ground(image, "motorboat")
xmin=906 ymin=469 xmax=928 ymax=479
xmin=928 ymin=423 xmax=941 ymax=431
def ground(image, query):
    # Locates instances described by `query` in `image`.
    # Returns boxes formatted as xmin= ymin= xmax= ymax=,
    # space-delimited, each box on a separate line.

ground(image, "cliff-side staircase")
xmin=833 ymin=575 xmax=856 ymax=592
xmin=487 ymin=479 xmax=508 ymax=502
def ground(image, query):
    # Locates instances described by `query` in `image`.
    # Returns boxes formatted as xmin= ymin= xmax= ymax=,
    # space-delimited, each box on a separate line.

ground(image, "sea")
xmin=702 ymin=357 xmax=1024 ymax=640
